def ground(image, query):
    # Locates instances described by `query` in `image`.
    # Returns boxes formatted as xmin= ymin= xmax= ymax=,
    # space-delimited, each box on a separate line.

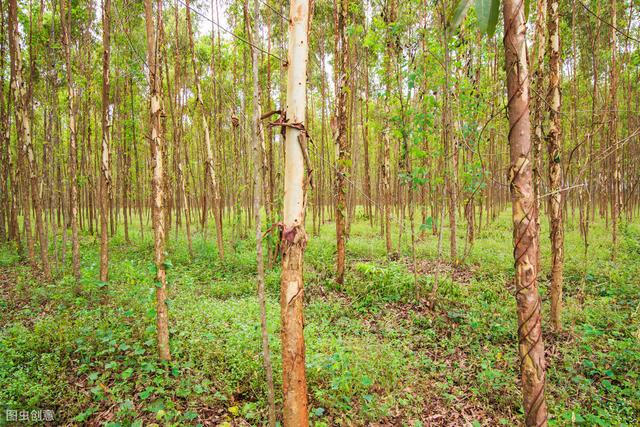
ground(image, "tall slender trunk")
xmin=503 ymin=0 xmax=548 ymax=424
xmin=546 ymin=0 xmax=564 ymax=331
xmin=129 ymin=76 xmax=144 ymax=241
xmin=185 ymin=0 xmax=224 ymax=260
xmin=334 ymin=0 xmax=349 ymax=285
xmin=61 ymin=0 xmax=80 ymax=281
xmin=0 ymin=0 xmax=8 ymax=244
xmin=100 ymin=0 xmax=112 ymax=282
xmin=531 ymin=0 xmax=546 ymax=273
xmin=10 ymin=0 xmax=50 ymax=279
xmin=280 ymin=0 xmax=311 ymax=424
xmin=440 ymin=2 xmax=456 ymax=263
xmin=168 ymin=7 xmax=192 ymax=257
xmin=144 ymin=0 xmax=170 ymax=361
xmin=382 ymin=0 xmax=396 ymax=257
xmin=609 ymin=0 xmax=620 ymax=260
xmin=9 ymin=0 xmax=34 ymax=265
xmin=361 ymin=46 xmax=372 ymax=226
xmin=243 ymin=1 xmax=276 ymax=424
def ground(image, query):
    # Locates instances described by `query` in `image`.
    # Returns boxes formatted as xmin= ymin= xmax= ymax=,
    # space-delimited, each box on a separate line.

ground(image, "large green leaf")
xmin=449 ymin=0 xmax=473 ymax=31
xmin=475 ymin=0 xmax=500 ymax=37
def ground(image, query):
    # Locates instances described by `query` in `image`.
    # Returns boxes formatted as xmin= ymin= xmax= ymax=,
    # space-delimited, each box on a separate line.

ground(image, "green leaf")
xmin=121 ymin=368 xmax=134 ymax=379
xmin=361 ymin=375 xmax=373 ymax=386
xmin=139 ymin=387 xmax=154 ymax=400
xmin=312 ymin=407 xmax=325 ymax=417
xmin=184 ymin=411 xmax=198 ymax=421
xmin=449 ymin=0 xmax=473 ymax=31
xmin=475 ymin=0 xmax=500 ymax=37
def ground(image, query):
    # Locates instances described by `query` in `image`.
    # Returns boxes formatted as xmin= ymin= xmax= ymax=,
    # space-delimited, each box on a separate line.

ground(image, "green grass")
xmin=0 ymin=208 xmax=638 ymax=426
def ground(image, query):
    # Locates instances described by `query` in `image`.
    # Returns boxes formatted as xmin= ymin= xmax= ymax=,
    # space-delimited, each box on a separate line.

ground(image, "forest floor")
xmin=0 ymin=209 xmax=639 ymax=426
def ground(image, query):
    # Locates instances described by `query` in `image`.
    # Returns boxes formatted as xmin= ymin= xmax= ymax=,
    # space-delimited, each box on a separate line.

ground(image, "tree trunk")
xmin=546 ymin=0 xmax=564 ymax=332
xmin=503 ymin=0 xmax=548 ymax=424
xmin=609 ymin=0 xmax=620 ymax=260
xmin=441 ymin=2 xmax=457 ymax=263
xmin=280 ymin=0 xmax=311 ymax=424
xmin=333 ymin=0 xmax=349 ymax=285
xmin=243 ymin=1 xmax=276 ymax=424
xmin=185 ymin=0 xmax=224 ymax=261
xmin=0 ymin=0 xmax=8 ymax=244
xmin=100 ymin=0 xmax=112 ymax=282
xmin=61 ymin=0 xmax=80 ymax=281
xmin=9 ymin=0 xmax=34 ymax=266
xmin=531 ymin=0 xmax=546 ymax=274
xmin=144 ymin=0 xmax=170 ymax=362
xmin=382 ymin=0 xmax=396 ymax=257
xmin=11 ymin=0 xmax=50 ymax=280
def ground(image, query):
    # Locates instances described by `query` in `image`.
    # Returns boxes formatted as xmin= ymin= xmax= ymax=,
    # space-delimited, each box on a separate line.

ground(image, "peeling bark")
xmin=503 ymin=0 xmax=548 ymax=424
xmin=61 ymin=0 xmax=80 ymax=281
xmin=546 ymin=0 xmax=564 ymax=331
xmin=100 ymin=0 xmax=112 ymax=283
xmin=280 ymin=0 xmax=311 ymax=424
xmin=144 ymin=0 xmax=170 ymax=362
xmin=333 ymin=0 xmax=349 ymax=285
xmin=10 ymin=0 xmax=50 ymax=280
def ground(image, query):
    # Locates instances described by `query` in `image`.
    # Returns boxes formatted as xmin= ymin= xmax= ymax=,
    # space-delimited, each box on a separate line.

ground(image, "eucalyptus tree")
xmin=334 ymin=0 xmax=349 ymax=284
xmin=100 ymin=0 xmax=112 ymax=282
xmin=144 ymin=0 xmax=171 ymax=361
xmin=185 ymin=0 xmax=225 ymax=261
xmin=530 ymin=0 xmax=546 ymax=273
xmin=13 ymin=0 xmax=52 ymax=280
xmin=9 ymin=0 xmax=35 ymax=271
xmin=0 ymin=0 xmax=7 ymax=245
xmin=451 ymin=0 xmax=548 ymax=424
xmin=546 ymin=0 xmax=563 ymax=331
xmin=609 ymin=0 xmax=620 ymax=260
xmin=280 ymin=0 xmax=311 ymax=423
xmin=60 ymin=0 xmax=80 ymax=281
xmin=243 ymin=0 xmax=276 ymax=422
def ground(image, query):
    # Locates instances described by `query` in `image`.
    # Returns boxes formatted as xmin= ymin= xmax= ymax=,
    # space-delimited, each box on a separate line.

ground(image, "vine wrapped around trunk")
xmin=503 ymin=0 xmax=548 ymax=424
